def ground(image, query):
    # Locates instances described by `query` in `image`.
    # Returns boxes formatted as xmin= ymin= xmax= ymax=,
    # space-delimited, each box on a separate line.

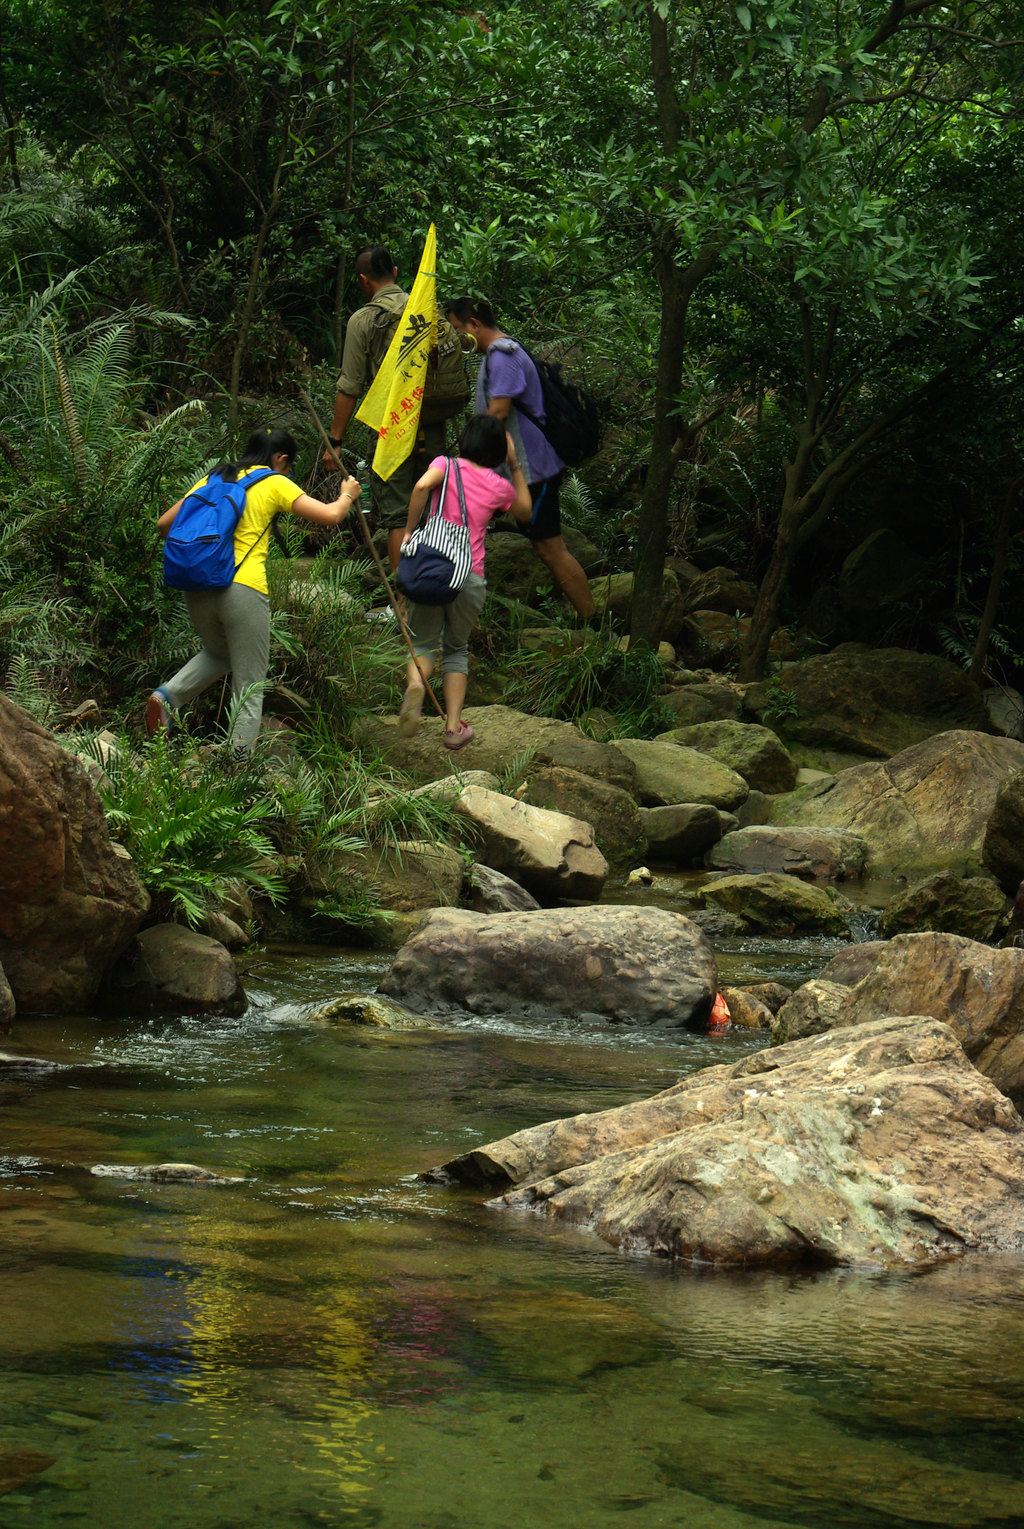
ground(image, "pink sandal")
xmin=443 ymin=722 xmax=474 ymax=751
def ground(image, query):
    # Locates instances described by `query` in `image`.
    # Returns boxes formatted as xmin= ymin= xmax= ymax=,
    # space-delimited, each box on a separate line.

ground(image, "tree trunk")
xmin=228 ymin=191 xmax=281 ymax=430
xmin=630 ymin=247 xmax=685 ymax=648
xmin=736 ymin=529 xmax=795 ymax=681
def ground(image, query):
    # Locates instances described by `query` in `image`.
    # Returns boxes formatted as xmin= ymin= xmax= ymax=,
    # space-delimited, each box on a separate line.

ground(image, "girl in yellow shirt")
xmin=150 ymin=426 xmax=361 ymax=752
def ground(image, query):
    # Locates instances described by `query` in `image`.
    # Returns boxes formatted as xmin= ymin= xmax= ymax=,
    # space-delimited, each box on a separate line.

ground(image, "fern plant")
xmin=98 ymin=732 xmax=287 ymax=926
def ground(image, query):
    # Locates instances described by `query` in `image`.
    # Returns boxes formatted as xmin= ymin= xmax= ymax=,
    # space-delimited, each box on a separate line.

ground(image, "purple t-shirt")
xmin=477 ymin=339 xmax=564 ymax=484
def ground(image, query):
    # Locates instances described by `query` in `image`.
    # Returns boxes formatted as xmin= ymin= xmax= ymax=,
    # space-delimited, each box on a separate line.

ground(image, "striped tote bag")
xmin=396 ymin=458 xmax=474 ymax=606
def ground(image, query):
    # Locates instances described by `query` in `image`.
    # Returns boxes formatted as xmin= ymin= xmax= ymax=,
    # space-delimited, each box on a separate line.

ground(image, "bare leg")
xmin=398 ymin=652 xmax=433 ymax=737
xmin=442 ymin=671 xmax=467 ymax=732
xmin=532 ymin=536 xmax=596 ymax=618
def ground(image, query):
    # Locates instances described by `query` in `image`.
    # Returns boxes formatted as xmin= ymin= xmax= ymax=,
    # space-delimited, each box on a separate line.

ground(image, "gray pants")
xmin=160 ymin=583 xmax=270 ymax=751
xmin=408 ymin=574 xmax=487 ymax=674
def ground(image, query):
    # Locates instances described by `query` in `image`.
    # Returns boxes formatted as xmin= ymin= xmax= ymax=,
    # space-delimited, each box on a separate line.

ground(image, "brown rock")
xmin=720 ymin=986 xmax=773 ymax=1030
xmin=381 ymin=905 xmax=717 ymax=1027
xmin=112 ymin=924 xmax=242 ymax=1010
xmin=769 ymin=730 xmax=1024 ymax=878
xmin=771 ymin=979 xmax=850 ymax=1044
xmin=836 ymin=932 xmax=1024 ymax=1094
xmin=0 ymin=695 xmax=148 ymax=1012
xmin=708 ymin=825 xmax=867 ymax=881
xmin=454 ymin=786 xmax=608 ymax=901
xmin=523 ymin=766 xmax=647 ymax=870
xmin=640 ymin=803 xmax=723 ymax=863
xmin=437 ymin=1016 xmax=1024 ymax=1269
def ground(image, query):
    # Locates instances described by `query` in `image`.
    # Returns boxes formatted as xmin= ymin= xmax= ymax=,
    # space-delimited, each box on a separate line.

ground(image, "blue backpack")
xmin=163 ymin=467 xmax=274 ymax=591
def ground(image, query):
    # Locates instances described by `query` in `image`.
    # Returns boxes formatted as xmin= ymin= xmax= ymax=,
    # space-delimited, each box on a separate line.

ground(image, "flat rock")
xmin=708 ymin=825 xmax=867 ymax=881
xmin=769 ymin=730 xmax=1024 ymax=878
xmin=355 ymin=706 xmax=637 ymax=793
xmin=380 ymin=905 xmax=717 ymax=1026
xmin=692 ymin=872 xmax=850 ymax=936
xmin=610 ymin=739 xmax=748 ymax=811
xmin=442 ymin=1016 xmax=1024 ymax=1269
xmin=453 ymin=786 xmax=607 ymax=901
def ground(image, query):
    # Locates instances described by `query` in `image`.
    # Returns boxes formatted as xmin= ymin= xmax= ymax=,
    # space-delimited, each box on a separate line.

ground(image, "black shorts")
xmin=518 ymin=472 xmax=564 ymax=543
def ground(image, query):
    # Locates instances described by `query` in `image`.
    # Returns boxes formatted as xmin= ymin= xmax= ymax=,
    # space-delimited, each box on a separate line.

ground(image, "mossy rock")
xmin=691 ymin=872 xmax=851 ymax=936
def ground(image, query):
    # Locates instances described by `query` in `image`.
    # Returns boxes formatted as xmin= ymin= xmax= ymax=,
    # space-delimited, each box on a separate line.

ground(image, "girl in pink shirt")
xmin=397 ymin=415 xmax=531 ymax=749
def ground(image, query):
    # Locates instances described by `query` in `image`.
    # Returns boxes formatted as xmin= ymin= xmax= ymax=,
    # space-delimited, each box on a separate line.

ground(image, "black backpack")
xmin=513 ymin=346 xmax=602 ymax=468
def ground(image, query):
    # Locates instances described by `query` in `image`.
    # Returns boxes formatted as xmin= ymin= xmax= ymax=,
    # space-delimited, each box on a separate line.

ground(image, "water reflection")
xmin=1 ymin=950 xmax=1023 ymax=1526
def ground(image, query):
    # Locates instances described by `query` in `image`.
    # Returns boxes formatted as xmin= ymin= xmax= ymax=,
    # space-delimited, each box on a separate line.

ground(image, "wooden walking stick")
xmin=298 ymin=388 xmax=445 ymax=721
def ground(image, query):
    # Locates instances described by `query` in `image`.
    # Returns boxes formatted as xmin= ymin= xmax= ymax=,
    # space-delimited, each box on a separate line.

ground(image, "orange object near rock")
xmin=709 ymin=992 xmax=732 ymax=1029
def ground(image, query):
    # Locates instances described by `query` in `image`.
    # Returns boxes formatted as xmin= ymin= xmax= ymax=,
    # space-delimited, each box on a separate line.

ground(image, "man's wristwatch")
xmin=328 ymin=435 xmax=342 ymax=449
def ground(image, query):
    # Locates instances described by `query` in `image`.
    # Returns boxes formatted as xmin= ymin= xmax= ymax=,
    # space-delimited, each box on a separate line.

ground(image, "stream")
xmin=3 ymin=924 xmax=1024 ymax=1527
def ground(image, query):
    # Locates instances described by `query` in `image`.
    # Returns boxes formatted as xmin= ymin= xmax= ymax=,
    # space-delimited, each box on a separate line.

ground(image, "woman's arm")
xmin=399 ymin=465 xmax=446 ymax=546
xmin=291 ymin=475 xmax=362 ymax=525
xmin=156 ymin=498 xmax=184 ymax=539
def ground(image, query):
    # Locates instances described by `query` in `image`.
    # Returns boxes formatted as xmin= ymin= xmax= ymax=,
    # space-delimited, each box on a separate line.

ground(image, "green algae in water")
xmin=1 ymin=953 xmax=1024 ymax=1527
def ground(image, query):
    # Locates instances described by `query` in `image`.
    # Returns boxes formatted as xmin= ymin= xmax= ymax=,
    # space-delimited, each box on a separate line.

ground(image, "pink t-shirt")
xmin=428 ymin=455 xmax=516 ymax=574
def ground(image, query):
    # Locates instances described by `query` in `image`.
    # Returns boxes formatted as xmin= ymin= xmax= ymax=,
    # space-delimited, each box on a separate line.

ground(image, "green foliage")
xmin=98 ymin=733 xmax=288 ymax=927
xmin=760 ymin=675 xmax=800 ymax=726
xmin=505 ymin=623 xmax=669 ymax=736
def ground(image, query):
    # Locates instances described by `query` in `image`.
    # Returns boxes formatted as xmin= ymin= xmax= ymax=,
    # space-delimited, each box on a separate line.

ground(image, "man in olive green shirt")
xmin=327 ymin=245 xmax=446 ymax=569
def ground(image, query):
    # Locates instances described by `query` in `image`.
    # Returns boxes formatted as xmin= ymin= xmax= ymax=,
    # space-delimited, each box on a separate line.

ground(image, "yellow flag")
xmin=356 ymin=224 xmax=437 ymax=480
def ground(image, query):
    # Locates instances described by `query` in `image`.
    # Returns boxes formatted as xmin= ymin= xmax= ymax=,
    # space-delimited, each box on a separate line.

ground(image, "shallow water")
xmin=3 ymin=946 xmax=1024 ymax=1528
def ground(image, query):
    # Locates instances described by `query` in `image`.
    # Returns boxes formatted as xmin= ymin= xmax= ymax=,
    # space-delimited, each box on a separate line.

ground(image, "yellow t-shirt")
xmin=182 ymin=471 xmax=305 ymax=596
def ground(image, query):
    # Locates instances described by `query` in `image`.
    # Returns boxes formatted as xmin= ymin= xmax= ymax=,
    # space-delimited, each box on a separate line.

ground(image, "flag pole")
xmin=298 ymin=389 xmax=445 ymax=722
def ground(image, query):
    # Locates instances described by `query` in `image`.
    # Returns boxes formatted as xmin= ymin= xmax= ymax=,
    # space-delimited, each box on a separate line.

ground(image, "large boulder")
xmin=708 ymin=825 xmax=867 ymax=881
xmin=483 ymin=524 xmax=604 ymax=605
xmin=744 ymin=646 xmax=991 ymax=758
xmin=111 ymin=924 xmax=242 ymax=1010
xmin=769 ymin=730 xmax=1024 ymax=878
xmin=523 ymin=766 xmax=647 ymax=870
xmin=380 ymin=905 xmax=717 ymax=1026
xmin=658 ymin=720 xmax=797 ymax=794
xmin=0 ymin=695 xmax=149 ymax=1013
xmin=660 ymin=682 xmax=743 ymax=726
xmin=434 ymin=1016 xmax=1024 ymax=1269
xmin=683 ymin=567 xmax=758 ymax=616
xmin=610 ymin=739 xmax=748 ymax=810
xmin=983 ymin=770 xmax=1024 ymax=893
xmin=691 ymin=872 xmax=850 ymax=936
xmin=832 ymin=932 xmax=1024 ymax=1096
xmin=877 ymin=873 xmax=1007 ymax=943
xmin=357 ymin=706 xmax=637 ymax=794
xmin=453 ymin=786 xmax=608 ymax=901
xmin=641 ymin=803 xmax=723 ymax=863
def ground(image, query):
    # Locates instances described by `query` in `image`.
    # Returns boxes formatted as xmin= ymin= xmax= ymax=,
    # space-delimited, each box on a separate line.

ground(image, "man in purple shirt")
xmin=446 ymin=298 xmax=595 ymax=618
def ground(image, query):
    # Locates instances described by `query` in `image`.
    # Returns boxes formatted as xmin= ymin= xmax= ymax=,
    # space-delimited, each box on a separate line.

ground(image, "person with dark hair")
xmin=149 ymin=426 xmax=361 ymax=753
xmin=446 ymin=297 xmax=596 ymax=619
xmin=327 ymin=245 xmax=463 ymax=570
xmin=397 ymin=414 xmax=532 ymax=750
